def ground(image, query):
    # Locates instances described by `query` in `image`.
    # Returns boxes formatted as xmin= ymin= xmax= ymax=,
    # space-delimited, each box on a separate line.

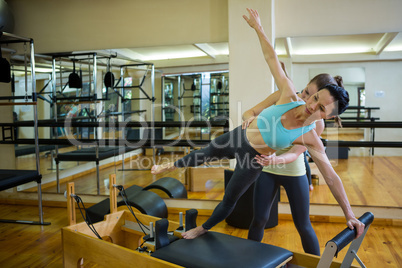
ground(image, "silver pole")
xmin=1 ymin=32 xmax=31 ymax=42
xmin=37 ymin=182 xmax=44 ymax=223
xmin=151 ymin=64 xmax=156 ymax=164
xmin=120 ymin=66 xmax=125 ymax=170
xmin=31 ymin=40 xmax=43 ymax=224
xmin=53 ymin=58 xmax=60 ymax=193
xmin=93 ymin=53 xmax=97 ymax=96
xmin=93 ymin=54 xmax=101 ymax=194
xmin=30 ymin=41 xmax=40 ymax=174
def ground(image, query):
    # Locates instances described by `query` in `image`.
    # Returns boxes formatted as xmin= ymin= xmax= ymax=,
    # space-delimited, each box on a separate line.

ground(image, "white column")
xmin=228 ymin=0 xmax=275 ymax=129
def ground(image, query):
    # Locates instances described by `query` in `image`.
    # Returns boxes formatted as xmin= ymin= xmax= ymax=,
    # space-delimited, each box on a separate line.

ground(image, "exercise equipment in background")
xmin=84 ymin=176 xmax=187 ymax=223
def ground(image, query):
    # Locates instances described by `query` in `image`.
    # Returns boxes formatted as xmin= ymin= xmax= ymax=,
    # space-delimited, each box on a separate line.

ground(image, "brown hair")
xmin=309 ymin=74 xmax=345 ymax=127
xmin=309 ymin=73 xmax=344 ymax=88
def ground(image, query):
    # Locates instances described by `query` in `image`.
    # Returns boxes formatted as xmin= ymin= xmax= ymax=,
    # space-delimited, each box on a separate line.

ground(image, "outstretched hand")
xmin=346 ymin=217 xmax=365 ymax=239
xmin=243 ymin=8 xmax=262 ymax=29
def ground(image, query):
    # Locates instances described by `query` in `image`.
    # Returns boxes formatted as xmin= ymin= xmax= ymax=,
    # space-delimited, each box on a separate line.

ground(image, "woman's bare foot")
xmin=151 ymin=162 xmax=176 ymax=174
xmin=181 ymin=226 xmax=208 ymax=239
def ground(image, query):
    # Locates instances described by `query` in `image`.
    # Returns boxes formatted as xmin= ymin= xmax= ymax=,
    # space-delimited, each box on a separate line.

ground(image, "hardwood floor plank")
xmin=0 ymin=203 xmax=401 ymax=267
xmin=5 ymin=150 xmax=402 ymax=267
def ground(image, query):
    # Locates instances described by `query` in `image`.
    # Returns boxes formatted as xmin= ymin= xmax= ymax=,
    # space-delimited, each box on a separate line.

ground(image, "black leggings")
xmin=174 ymin=126 xmax=263 ymax=230
xmin=304 ymin=151 xmax=312 ymax=186
xmin=248 ymin=172 xmax=320 ymax=256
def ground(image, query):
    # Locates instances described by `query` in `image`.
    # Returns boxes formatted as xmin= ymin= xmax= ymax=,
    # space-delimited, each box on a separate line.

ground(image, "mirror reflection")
xmin=8 ymin=35 xmax=401 ymax=212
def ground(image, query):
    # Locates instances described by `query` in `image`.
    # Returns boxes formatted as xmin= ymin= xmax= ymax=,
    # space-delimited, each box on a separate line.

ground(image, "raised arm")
xmin=243 ymin=8 xmax=293 ymax=95
xmin=301 ymin=132 xmax=365 ymax=238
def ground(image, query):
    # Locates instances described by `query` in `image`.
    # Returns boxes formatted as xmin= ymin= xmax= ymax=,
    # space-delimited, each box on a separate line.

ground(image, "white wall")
xmin=292 ymin=61 xmax=402 ymax=156
xmin=228 ymin=0 xmax=275 ymax=128
xmin=275 ymin=0 xmax=402 ymax=37
xmin=8 ymin=0 xmax=229 ymax=54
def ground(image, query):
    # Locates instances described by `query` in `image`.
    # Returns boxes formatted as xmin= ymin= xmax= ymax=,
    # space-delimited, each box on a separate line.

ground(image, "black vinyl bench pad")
xmin=14 ymin=145 xmax=69 ymax=157
xmin=152 ymin=231 xmax=293 ymax=268
xmin=0 ymin=169 xmax=41 ymax=191
xmin=56 ymin=147 xmax=139 ymax=162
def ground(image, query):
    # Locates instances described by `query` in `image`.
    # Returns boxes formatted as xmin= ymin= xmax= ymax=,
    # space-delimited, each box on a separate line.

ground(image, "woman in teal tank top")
xmin=151 ymin=8 xmax=364 ymax=240
xmin=243 ymin=73 xmax=344 ymax=256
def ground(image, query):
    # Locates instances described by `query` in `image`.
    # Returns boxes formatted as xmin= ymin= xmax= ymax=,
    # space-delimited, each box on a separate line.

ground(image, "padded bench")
xmin=14 ymin=144 xmax=70 ymax=157
xmin=55 ymin=146 xmax=140 ymax=194
xmin=152 ymin=231 xmax=293 ymax=268
xmin=55 ymin=147 xmax=133 ymax=162
xmin=86 ymin=184 xmax=168 ymax=223
xmin=0 ymin=169 xmax=50 ymax=225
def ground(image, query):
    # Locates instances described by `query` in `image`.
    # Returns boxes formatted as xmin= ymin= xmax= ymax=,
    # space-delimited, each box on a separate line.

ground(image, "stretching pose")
xmin=244 ymin=73 xmax=344 ymax=256
xmin=152 ymin=8 xmax=364 ymax=240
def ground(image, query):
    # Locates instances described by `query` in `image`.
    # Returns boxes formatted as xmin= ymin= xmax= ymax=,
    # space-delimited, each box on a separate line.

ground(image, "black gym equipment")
xmin=153 ymin=231 xmax=293 ymax=268
xmin=86 ymin=176 xmax=187 ymax=223
xmin=151 ymin=208 xmax=292 ymax=268
xmin=86 ymin=184 xmax=168 ymax=223
xmin=68 ymin=59 xmax=82 ymax=88
xmin=55 ymin=146 xmax=140 ymax=194
xmin=0 ymin=169 xmax=50 ymax=225
xmin=14 ymin=144 xmax=70 ymax=157
xmin=0 ymin=33 xmax=48 ymax=225
xmin=144 ymin=177 xmax=187 ymax=199
xmin=150 ymin=210 xmax=374 ymax=268
xmin=0 ymin=1 xmax=14 ymax=33
xmin=104 ymin=71 xmax=115 ymax=88
xmin=0 ymin=42 xmax=11 ymax=83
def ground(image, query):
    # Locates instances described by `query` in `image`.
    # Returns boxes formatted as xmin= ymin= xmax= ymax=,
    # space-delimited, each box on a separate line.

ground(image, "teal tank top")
xmin=256 ymin=101 xmax=316 ymax=150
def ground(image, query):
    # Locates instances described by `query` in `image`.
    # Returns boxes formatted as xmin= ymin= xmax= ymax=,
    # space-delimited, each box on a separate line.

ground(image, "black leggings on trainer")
xmin=304 ymin=151 xmax=312 ymax=186
xmin=248 ymin=172 xmax=320 ymax=256
xmin=174 ymin=126 xmax=263 ymax=230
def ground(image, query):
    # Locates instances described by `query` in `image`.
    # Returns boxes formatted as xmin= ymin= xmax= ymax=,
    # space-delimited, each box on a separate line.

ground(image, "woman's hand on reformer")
xmin=254 ymin=153 xmax=277 ymax=166
xmin=346 ymin=216 xmax=365 ymax=239
xmin=242 ymin=116 xmax=256 ymax=129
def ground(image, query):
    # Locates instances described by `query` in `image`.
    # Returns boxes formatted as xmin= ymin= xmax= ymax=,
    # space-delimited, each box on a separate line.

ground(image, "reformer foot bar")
xmin=63 ymin=176 xmax=373 ymax=268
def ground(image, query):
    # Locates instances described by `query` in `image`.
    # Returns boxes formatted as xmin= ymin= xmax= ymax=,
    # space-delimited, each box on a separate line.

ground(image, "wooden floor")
xmin=0 ymin=203 xmax=400 ymax=267
xmin=2 ymin=146 xmax=402 ymax=267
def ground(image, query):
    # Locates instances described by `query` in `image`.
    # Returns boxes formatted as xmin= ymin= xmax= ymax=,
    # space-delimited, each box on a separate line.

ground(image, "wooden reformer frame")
xmin=63 ymin=174 xmax=371 ymax=268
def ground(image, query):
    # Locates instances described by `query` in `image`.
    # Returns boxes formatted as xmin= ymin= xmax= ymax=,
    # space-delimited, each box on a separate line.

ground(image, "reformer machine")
xmin=112 ymin=61 xmax=157 ymax=171
xmin=63 ymin=176 xmax=373 ymax=268
xmin=52 ymin=56 xmax=156 ymax=192
xmin=50 ymin=52 xmax=103 ymax=194
xmin=0 ymin=32 xmax=49 ymax=225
